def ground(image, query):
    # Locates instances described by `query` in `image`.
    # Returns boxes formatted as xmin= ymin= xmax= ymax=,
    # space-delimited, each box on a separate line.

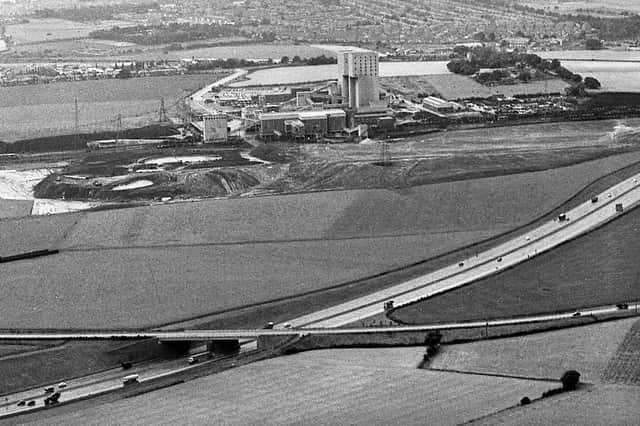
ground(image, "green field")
xmin=390 ymin=203 xmax=640 ymax=325
xmin=476 ymin=384 xmax=640 ymax=426
xmin=5 ymin=18 xmax=135 ymax=45
xmin=24 ymin=348 xmax=552 ymax=425
xmin=431 ymin=318 xmax=639 ymax=383
xmin=382 ymin=74 xmax=568 ymax=99
xmin=394 ymin=73 xmax=568 ymax=100
xmin=4 ymin=151 xmax=640 ymax=329
xmin=0 ymin=73 xmax=226 ymax=142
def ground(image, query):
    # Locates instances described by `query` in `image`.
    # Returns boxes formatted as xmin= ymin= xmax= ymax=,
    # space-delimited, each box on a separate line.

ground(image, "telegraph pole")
xmin=74 ymin=97 xmax=79 ymax=145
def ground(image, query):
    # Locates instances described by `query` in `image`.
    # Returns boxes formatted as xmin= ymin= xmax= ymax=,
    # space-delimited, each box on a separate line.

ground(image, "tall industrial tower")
xmin=337 ymin=48 xmax=381 ymax=111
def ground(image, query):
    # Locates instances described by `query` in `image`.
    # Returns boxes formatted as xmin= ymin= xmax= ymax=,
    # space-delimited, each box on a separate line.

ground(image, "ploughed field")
xmin=22 ymin=348 xmax=552 ymax=426
xmin=430 ymin=318 xmax=640 ymax=384
xmin=390 ymin=200 xmax=640 ymax=325
xmin=3 ymin=152 xmax=640 ymax=329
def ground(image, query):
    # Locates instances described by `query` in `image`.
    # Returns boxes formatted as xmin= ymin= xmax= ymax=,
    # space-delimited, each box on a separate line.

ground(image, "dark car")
xmin=617 ymin=303 xmax=629 ymax=310
xmin=27 ymin=401 xmax=36 ymax=407
xmin=17 ymin=400 xmax=26 ymax=406
xmin=572 ymin=312 xmax=581 ymax=317
xmin=121 ymin=362 xmax=133 ymax=370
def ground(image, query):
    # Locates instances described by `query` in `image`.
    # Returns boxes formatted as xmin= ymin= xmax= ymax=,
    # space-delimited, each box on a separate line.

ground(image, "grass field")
xmin=475 ymin=384 xmax=640 ymax=426
xmin=4 ymin=150 xmax=640 ymax=329
xmin=0 ymin=74 xmax=225 ymax=142
xmin=0 ymin=199 xmax=32 ymax=219
xmin=5 ymin=19 xmax=135 ymax=45
xmin=393 ymin=73 xmax=568 ymax=100
xmin=390 ymin=202 xmax=640 ymax=325
xmin=27 ymin=348 xmax=552 ymax=426
xmin=430 ymin=318 xmax=639 ymax=383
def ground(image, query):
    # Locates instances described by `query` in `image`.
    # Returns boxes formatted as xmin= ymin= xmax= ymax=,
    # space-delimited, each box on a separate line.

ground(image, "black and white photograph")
xmin=1 ymin=0 xmax=639 ymax=424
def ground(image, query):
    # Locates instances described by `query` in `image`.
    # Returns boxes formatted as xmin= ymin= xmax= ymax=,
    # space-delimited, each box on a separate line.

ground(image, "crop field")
xmin=391 ymin=203 xmax=640 ymax=325
xmin=602 ymin=319 xmax=640 ymax=386
xmin=0 ymin=199 xmax=32 ymax=219
xmin=4 ymin=150 xmax=640 ymax=328
xmin=476 ymin=384 xmax=640 ymax=426
xmin=5 ymin=19 xmax=135 ymax=45
xmin=0 ymin=74 xmax=226 ymax=142
xmin=430 ymin=318 xmax=639 ymax=383
xmin=0 ymin=231 xmax=499 ymax=329
xmin=0 ymin=213 xmax=77 ymax=257
xmin=30 ymin=348 xmax=552 ymax=425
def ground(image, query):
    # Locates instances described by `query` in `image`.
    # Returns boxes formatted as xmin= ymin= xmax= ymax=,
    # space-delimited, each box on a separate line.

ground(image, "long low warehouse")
xmin=259 ymin=109 xmax=346 ymax=138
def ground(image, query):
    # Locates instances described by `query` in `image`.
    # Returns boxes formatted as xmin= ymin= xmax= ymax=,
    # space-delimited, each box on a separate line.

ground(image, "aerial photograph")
xmin=1 ymin=0 xmax=640 ymax=424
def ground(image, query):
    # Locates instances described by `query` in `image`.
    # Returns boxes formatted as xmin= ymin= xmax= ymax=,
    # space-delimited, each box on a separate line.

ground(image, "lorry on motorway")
xmin=44 ymin=392 xmax=61 ymax=405
xmin=122 ymin=374 xmax=139 ymax=385
xmin=188 ymin=351 xmax=213 ymax=364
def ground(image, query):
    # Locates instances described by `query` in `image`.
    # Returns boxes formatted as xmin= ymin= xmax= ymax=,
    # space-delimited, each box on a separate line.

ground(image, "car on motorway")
xmin=617 ymin=303 xmax=629 ymax=310
xmin=57 ymin=382 xmax=67 ymax=389
xmin=27 ymin=400 xmax=35 ymax=407
xmin=121 ymin=361 xmax=133 ymax=370
xmin=188 ymin=352 xmax=212 ymax=364
xmin=122 ymin=374 xmax=139 ymax=385
xmin=591 ymin=196 xmax=598 ymax=203
xmin=263 ymin=321 xmax=275 ymax=329
xmin=17 ymin=400 xmax=26 ymax=406
xmin=572 ymin=312 xmax=581 ymax=317
xmin=44 ymin=386 xmax=55 ymax=393
xmin=283 ymin=323 xmax=292 ymax=329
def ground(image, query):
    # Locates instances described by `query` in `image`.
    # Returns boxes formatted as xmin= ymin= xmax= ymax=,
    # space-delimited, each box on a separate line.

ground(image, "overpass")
xmin=2 ymin=172 xmax=640 ymax=343
xmin=0 ymin=302 xmax=637 ymax=343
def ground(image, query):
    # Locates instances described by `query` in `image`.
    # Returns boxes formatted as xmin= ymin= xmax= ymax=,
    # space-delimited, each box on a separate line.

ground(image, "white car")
xmin=57 ymin=382 xmax=67 ymax=389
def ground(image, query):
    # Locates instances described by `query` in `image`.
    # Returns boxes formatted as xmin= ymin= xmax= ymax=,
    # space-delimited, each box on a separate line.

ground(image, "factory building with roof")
xmin=259 ymin=109 xmax=346 ymax=139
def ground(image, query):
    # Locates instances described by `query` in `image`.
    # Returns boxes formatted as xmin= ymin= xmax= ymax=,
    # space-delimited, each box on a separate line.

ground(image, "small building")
xmin=422 ymin=96 xmax=460 ymax=114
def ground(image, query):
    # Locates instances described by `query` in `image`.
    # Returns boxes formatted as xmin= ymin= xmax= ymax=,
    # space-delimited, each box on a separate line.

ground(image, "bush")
xmin=520 ymin=396 xmax=531 ymax=405
xmin=561 ymin=370 xmax=581 ymax=390
xmin=584 ymin=76 xmax=601 ymax=89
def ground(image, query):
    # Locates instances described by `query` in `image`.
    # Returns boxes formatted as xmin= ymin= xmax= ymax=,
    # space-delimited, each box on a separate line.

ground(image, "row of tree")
xmin=90 ymin=23 xmax=242 ymax=46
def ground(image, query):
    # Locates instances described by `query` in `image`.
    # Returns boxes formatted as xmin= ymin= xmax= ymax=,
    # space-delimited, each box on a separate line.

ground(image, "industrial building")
xmin=259 ymin=109 xmax=346 ymax=139
xmin=203 ymin=113 xmax=229 ymax=143
xmin=422 ymin=96 xmax=462 ymax=114
xmin=337 ymin=48 xmax=387 ymax=112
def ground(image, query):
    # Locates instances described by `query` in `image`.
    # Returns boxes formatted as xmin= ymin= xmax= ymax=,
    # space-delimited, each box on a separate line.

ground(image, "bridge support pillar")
xmin=207 ymin=339 xmax=240 ymax=355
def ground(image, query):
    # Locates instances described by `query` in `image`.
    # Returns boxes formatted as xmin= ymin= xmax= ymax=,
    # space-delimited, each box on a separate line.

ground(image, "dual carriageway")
xmin=3 ymin=170 xmax=640 ymax=417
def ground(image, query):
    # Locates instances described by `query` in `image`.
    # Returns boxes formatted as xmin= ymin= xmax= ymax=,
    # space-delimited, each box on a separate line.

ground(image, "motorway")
xmin=0 ymin=341 xmax=257 ymax=418
xmin=286 ymin=172 xmax=640 ymax=328
xmin=2 ymin=171 xmax=640 ymax=418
